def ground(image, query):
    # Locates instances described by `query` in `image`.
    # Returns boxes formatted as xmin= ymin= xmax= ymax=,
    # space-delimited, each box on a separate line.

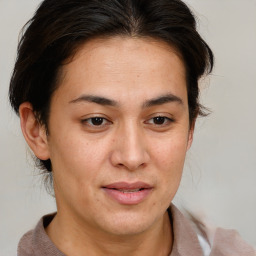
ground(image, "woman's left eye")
xmin=82 ymin=117 xmax=109 ymax=126
xmin=146 ymin=116 xmax=173 ymax=126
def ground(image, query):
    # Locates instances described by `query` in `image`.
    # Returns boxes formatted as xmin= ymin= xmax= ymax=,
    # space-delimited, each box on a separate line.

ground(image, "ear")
xmin=186 ymin=120 xmax=196 ymax=151
xmin=19 ymin=102 xmax=50 ymax=160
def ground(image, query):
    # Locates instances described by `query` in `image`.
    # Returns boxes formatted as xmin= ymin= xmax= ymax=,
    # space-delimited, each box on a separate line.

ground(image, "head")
xmin=9 ymin=0 xmax=213 ymax=236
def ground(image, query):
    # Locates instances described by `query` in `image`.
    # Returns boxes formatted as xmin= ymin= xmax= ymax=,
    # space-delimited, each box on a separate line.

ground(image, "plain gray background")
xmin=0 ymin=0 xmax=256 ymax=255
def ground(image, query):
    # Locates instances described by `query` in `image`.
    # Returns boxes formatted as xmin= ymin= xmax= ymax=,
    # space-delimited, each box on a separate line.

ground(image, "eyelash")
xmin=81 ymin=117 xmax=111 ymax=127
xmin=81 ymin=116 xmax=174 ymax=128
xmin=145 ymin=116 xmax=174 ymax=126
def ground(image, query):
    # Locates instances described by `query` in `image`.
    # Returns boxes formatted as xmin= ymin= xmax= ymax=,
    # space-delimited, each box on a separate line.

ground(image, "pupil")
xmin=154 ymin=117 xmax=165 ymax=125
xmin=92 ymin=117 xmax=103 ymax=125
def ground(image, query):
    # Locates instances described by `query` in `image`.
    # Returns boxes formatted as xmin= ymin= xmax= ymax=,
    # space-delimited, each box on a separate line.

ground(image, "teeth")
xmin=119 ymin=189 xmax=141 ymax=193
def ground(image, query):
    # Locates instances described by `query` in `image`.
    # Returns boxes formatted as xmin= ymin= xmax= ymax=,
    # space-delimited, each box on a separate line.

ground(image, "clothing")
xmin=18 ymin=205 xmax=256 ymax=256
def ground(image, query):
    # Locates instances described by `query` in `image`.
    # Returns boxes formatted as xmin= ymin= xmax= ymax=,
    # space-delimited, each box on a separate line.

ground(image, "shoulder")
xmin=181 ymin=207 xmax=256 ymax=256
xmin=17 ymin=212 xmax=65 ymax=256
xmin=17 ymin=230 xmax=34 ymax=256
xmin=210 ymin=227 xmax=256 ymax=256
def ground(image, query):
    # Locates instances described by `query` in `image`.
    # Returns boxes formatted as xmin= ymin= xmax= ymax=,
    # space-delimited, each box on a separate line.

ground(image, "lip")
xmin=102 ymin=182 xmax=153 ymax=205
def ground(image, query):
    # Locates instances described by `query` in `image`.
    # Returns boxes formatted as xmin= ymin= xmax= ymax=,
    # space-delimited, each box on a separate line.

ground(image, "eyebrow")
xmin=69 ymin=93 xmax=183 ymax=108
xmin=142 ymin=93 xmax=183 ymax=108
xmin=69 ymin=95 xmax=118 ymax=106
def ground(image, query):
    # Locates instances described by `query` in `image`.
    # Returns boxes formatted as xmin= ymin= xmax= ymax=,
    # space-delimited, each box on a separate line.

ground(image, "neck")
xmin=46 ymin=210 xmax=173 ymax=256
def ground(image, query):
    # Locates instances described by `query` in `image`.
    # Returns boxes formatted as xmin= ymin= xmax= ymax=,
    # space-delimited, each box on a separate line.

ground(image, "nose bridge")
xmin=111 ymin=119 xmax=149 ymax=170
xmin=123 ymin=120 xmax=142 ymax=153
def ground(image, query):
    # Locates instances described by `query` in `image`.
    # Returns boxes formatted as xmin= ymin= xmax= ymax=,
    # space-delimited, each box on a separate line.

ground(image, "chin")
xmin=96 ymin=210 xmax=161 ymax=236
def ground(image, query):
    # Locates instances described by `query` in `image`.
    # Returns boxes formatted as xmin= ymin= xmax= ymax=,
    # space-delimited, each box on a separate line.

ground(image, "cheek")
xmin=49 ymin=138 xmax=107 ymax=210
xmin=144 ymin=136 xmax=188 ymax=213
xmin=152 ymin=135 xmax=188 ymax=168
xmin=49 ymin=130 xmax=121 ymax=199
xmin=50 ymin=130 xmax=107 ymax=168
xmin=150 ymin=134 xmax=188 ymax=191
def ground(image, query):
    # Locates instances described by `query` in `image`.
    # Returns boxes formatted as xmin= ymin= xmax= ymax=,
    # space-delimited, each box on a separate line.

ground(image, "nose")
xmin=110 ymin=123 xmax=150 ymax=171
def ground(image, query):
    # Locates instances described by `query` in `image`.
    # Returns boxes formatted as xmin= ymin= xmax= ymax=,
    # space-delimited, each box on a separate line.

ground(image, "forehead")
xmin=56 ymin=36 xmax=187 ymax=104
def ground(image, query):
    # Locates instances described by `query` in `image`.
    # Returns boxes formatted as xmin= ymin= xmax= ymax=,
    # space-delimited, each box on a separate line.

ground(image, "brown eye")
xmin=153 ymin=116 xmax=166 ymax=125
xmin=90 ymin=117 xmax=104 ymax=126
xmin=82 ymin=117 xmax=109 ymax=127
xmin=145 ymin=115 xmax=174 ymax=127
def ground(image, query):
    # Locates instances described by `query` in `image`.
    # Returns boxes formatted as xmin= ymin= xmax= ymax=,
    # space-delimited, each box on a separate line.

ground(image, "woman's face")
xmin=45 ymin=37 xmax=193 ymax=235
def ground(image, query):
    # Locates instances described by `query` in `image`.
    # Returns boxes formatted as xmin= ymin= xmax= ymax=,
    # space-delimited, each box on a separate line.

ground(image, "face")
xmin=43 ymin=37 xmax=193 ymax=235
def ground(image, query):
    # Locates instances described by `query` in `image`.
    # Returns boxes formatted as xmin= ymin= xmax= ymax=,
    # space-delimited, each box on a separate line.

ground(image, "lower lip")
xmin=102 ymin=188 xmax=152 ymax=205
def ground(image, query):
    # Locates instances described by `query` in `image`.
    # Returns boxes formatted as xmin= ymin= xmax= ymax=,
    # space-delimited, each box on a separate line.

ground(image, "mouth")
xmin=110 ymin=188 xmax=144 ymax=193
xmin=102 ymin=182 xmax=153 ymax=205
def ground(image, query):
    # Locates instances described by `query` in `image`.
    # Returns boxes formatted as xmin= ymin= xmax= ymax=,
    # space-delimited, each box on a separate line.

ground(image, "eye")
xmin=82 ymin=117 xmax=110 ymax=127
xmin=146 ymin=116 xmax=173 ymax=126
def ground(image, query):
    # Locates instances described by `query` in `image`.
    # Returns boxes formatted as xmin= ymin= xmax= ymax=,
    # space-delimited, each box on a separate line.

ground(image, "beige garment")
xmin=18 ymin=213 xmax=64 ymax=256
xmin=17 ymin=205 xmax=255 ymax=256
xmin=169 ymin=205 xmax=203 ymax=255
xmin=169 ymin=205 xmax=256 ymax=256
xmin=210 ymin=228 xmax=256 ymax=256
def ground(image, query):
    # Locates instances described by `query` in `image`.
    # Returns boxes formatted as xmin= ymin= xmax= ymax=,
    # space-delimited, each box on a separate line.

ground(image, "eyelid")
xmin=81 ymin=116 xmax=112 ymax=127
xmin=144 ymin=114 xmax=175 ymax=126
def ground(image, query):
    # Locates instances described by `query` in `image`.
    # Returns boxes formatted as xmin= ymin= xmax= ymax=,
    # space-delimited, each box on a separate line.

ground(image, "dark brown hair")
xmin=9 ymin=0 xmax=214 ymax=175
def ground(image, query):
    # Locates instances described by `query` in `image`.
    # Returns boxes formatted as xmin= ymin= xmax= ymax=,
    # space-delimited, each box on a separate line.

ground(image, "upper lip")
xmin=102 ymin=181 xmax=153 ymax=190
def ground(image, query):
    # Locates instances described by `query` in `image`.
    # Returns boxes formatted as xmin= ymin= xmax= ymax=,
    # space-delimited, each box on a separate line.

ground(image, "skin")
xmin=19 ymin=36 xmax=194 ymax=256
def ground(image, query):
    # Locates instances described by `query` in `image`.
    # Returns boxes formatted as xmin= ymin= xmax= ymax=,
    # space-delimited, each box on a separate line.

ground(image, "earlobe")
xmin=187 ymin=129 xmax=194 ymax=151
xmin=187 ymin=121 xmax=196 ymax=151
xmin=19 ymin=102 xmax=50 ymax=160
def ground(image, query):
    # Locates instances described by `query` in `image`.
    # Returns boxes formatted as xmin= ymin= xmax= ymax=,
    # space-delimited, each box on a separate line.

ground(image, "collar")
xmin=169 ymin=204 xmax=203 ymax=256
xmin=18 ymin=212 xmax=65 ymax=256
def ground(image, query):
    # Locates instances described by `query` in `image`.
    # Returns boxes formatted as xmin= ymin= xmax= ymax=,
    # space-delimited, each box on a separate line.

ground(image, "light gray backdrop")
xmin=0 ymin=0 xmax=255 ymax=255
